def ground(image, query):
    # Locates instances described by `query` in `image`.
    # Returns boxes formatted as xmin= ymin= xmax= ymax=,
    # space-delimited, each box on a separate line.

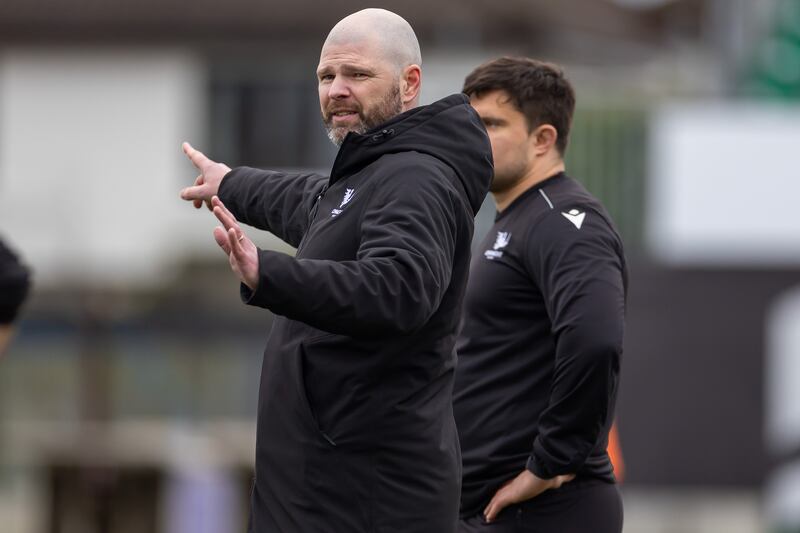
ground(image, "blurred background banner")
xmin=0 ymin=0 xmax=798 ymax=532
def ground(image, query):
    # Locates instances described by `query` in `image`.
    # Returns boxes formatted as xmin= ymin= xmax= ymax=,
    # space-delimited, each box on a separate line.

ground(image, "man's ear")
xmin=400 ymin=64 xmax=421 ymax=107
xmin=530 ymin=124 xmax=558 ymax=156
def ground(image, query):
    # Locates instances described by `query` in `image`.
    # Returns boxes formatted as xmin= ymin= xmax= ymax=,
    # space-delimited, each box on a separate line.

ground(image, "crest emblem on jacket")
xmin=331 ymin=188 xmax=355 ymax=218
xmin=484 ymin=231 xmax=511 ymax=260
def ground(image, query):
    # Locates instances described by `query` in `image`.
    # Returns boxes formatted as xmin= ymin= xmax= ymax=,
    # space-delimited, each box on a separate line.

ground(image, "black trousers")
xmin=458 ymin=479 xmax=623 ymax=533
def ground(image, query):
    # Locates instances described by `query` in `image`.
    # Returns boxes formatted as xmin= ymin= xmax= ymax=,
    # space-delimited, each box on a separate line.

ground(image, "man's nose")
xmin=328 ymin=76 xmax=351 ymax=99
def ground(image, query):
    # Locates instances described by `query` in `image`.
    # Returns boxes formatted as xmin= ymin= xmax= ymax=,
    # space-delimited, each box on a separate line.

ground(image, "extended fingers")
xmin=483 ymin=482 xmax=506 ymax=520
xmin=483 ymin=489 xmax=510 ymax=523
xmin=226 ymin=227 xmax=259 ymax=291
xmin=212 ymin=203 xmax=238 ymax=232
xmin=228 ymin=227 xmax=248 ymax=259
xmin=211 ymin=197 xmax=241 ymax=230
xmin=191 ymin=175 xmax=204 ymax=208
xmin=182 ymin=141 xmax=212 ymax=170
xmin=211 ymin=195 xmax=235 ymax=216
xmin=213 ymin=226 xmax=232 ymax=255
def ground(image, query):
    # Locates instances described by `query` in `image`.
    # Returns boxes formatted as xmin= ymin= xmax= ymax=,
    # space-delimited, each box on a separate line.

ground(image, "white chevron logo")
xmin=562 ymin=209 xmax=586 ymax=229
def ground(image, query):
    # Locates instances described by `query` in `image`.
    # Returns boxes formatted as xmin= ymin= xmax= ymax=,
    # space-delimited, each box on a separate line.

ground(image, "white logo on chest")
xmin=484 ymin=231 xmax=511 ymax=260
xmin=331 ymin=188 xmax=355 ymax=217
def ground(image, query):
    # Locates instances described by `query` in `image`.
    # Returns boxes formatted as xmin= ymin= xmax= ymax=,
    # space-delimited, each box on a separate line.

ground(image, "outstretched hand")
xmin=210 ymin=196 xmax=260 ymax=291
xmin=180 ymin=142 xmax=232 ymax=210
xmin=483 ymin=469 xmax=575 ymax=523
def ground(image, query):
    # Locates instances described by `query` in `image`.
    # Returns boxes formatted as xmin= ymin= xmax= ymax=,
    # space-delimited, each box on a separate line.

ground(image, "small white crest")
xmin=485 ymin=231 xmax=512 ymax=260
xmin=331 ymin=188 xmax=356 ymax=217
xmin=493 ymin=231 xmax=511 ymax=250
xmin=340 ymin=188 xmax=355 ymax=208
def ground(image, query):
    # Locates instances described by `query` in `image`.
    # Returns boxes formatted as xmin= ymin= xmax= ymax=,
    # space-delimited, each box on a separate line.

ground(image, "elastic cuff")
xmin=240 ymin=278 xmax=271 ymax=309
xmin=239 ymin=282 xmax=256 ymax=305
xmin=526 ymin=455 xmax=554 ymax=480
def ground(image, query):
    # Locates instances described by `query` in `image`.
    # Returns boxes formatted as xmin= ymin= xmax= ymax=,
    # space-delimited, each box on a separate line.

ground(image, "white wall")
xmin=0 ymin=48 xmax=224 ymax=288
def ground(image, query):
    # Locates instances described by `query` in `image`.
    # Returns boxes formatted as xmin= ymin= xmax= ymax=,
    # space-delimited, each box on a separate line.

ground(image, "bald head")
xmin=323 ymin=9 xmax=421 ymax=73
xmin=317 ymin=9 xmax=423 ymax=144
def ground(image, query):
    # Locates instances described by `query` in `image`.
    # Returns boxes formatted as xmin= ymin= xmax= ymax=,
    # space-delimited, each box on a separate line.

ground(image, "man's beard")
xmin=489 ymin=149 xmax=530 ymax=194
xmin=324 ymin=85 xmax=403 ymax=146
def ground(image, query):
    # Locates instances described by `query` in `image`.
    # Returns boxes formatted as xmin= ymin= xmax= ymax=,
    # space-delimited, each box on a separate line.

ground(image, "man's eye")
xmin=319 ymin=74 xmax=334 ymax=82
xmin=352 ymin=72 xmax=368 ymax=79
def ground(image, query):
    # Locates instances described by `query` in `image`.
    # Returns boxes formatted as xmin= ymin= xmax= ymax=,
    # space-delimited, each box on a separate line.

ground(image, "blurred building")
xmin=0 ymin=1 xmax=798 ymax=532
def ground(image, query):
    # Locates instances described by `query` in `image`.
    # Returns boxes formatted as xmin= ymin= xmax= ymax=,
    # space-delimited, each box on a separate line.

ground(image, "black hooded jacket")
xmin=218 ymin=93 xmax=493 ymax=532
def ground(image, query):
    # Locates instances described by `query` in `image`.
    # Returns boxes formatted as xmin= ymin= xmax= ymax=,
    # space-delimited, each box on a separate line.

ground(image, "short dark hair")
xmin=462 ymin=57 xmax=576 ymax=155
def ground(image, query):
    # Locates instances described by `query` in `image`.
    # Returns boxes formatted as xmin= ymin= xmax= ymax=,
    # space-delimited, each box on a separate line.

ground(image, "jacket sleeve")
xmin=239 ymin=162 xmax=459 ymax=337
xmin=217 ymin=167 xmax=328 ymax=248
xmin=523 ymin=209 xmax=626 ymax=479
xmin=0 ymin=238 xmax=31 ymax=324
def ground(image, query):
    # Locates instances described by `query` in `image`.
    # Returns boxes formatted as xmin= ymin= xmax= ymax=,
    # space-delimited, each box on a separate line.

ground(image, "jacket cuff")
xmin=216 ymin=168 xmax=239 ymax=204
xmin=526 ymin=455 xmax=555 ymax=480
xmin=238 ymin=249 xmax=296 ymax=311
xmin=239 ymin=282 xmax=259 ymax=307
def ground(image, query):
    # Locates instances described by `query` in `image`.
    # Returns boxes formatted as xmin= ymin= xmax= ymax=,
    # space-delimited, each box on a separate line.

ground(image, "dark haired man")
xmin=454 ymin=57 xmax=627 ymax=533
xmin=180 ymin=8 xmax=493 ymax=533
xmin=0 ymin=237 xmax=31 ymax=356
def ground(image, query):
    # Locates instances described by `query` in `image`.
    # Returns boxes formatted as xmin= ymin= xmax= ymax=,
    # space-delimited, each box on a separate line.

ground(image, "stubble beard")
xmin=324 ymin=84 xmax=403 ymax=146
xmin=489 ymin=160 xmax=529 ymax=194
xmin=489 ymin=144 xmax=532 ymax=194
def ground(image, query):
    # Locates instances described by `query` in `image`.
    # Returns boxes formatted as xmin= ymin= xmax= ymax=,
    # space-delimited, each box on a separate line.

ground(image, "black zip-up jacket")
xmin=453 ymin=173 xmax=627 ymax=519
xmin=0 ymin=238 xmax=30 ymax=325
xmin=218 ymin=94 xmax=493 ymax=532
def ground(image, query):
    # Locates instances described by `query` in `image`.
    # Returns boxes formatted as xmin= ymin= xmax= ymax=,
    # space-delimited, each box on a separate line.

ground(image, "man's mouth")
xmin=329 ymin=110 xmax=360 ymax=123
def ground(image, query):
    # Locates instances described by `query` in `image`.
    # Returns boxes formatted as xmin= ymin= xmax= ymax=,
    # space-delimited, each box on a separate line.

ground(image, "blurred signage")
xmin=647 ymin=103 xmax=800 ymax=266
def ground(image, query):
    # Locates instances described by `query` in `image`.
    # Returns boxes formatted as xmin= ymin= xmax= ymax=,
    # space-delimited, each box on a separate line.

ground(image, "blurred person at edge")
xmin=0 ymin=237 xmax=31 ymax=356
xmin=179 ymin=8 xmax=492 ymax=533
xmin=454 ymin=57 xmax=627 ymax=533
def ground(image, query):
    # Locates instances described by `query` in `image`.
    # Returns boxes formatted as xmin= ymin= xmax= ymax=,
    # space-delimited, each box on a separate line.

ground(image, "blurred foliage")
xmin=743 ymin=0 xmax=800 ymax=99
xmin=566 ymin=106 xmax=648 ymax=250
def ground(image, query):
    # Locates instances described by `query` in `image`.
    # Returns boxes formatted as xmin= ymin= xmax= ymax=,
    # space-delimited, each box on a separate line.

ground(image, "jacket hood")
xmin=329 ymin=93 xmax=493 ymax=215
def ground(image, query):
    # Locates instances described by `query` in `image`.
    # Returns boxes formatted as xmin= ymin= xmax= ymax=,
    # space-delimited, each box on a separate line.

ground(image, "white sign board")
xmin=648 ymin=103 xmax=800 ymax=266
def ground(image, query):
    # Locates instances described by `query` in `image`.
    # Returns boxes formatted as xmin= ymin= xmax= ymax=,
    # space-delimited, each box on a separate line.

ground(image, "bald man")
xmin=180 ymin=9 xmax=493 ymax=532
